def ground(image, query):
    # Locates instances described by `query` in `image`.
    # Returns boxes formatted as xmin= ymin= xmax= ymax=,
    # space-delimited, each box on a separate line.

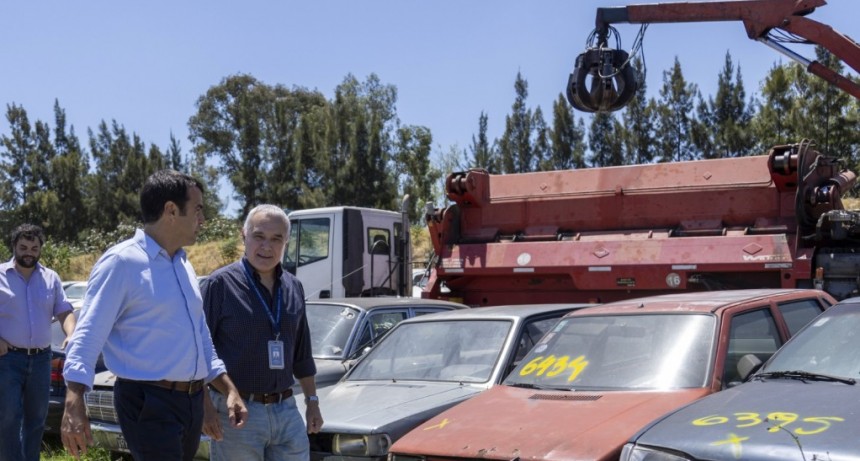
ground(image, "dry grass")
xmin=65 ymin=240 xmax=243 ymax=280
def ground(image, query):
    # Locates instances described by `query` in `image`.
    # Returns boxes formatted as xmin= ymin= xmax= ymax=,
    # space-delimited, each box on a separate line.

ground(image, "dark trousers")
xmin=114 ymin=379 xmax=204 ymax=461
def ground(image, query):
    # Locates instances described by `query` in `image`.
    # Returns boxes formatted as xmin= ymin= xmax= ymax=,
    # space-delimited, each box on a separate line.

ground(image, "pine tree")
xmin=588 ymin=113 xmax=624 ymax=167
xmin=546 ymin=94 xmax=587 ymax=170
xmin=692 ymin=52 xmax=755 ymax=159
xmin=464 ymin=112 xmax=496 ymax=172
xmin=498 ymin=72 xmax=538 ymax=173
xmin=619 ymin=61 xmax=656 ymax=165
xmin=751 ymin=63 xmax=796 ymax=152
xmin=654 ymin=58 xmax=699 ymax=162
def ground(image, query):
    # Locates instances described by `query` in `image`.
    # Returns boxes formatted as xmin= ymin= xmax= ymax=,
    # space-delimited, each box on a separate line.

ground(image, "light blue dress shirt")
xmin=63 ymin=229 xmax=226 ymax=390
xmin=0 ymin=260 xmax=72 ymax=349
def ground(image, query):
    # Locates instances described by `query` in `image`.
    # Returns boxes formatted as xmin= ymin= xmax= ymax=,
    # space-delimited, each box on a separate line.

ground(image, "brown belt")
xmin=119 ymin=378 xmax=205 ymax=394
xmin=239 ymin=389 xmax=293 ymax=404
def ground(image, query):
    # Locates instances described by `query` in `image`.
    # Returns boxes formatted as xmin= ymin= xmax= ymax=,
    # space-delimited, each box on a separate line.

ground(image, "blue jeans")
xmin=210 ymin=391 xmax=308 ymax=461
xmin=114 ymin=379 xmax=204 ymax=461
xmin=0 ymin=349 xmax=50 ymax=461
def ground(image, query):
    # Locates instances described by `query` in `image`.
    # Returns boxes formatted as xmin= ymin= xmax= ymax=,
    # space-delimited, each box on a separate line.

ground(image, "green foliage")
xmin=498 ymin=72 xmax=543 ymax=173
xmin=546 ymin=95 xmax=587 ymax=170
xmin=588 ymin=112 xmax=624 ymax=167
xmin=4 ymin=59 xmax=860 ymax=256
xmin=40 ymin=241 xmax=74 ymax=276
xmin=200 ymin=215 xmax=240 ymax=243
xmin=77 ymin=222 xmax=138 ymax=254
xmin=219 ymin=236 xmax=241 ymax=261
xmin=40 ymin=445 xmax=123 ymax=461
xmin=655 ymin=58 xmax=699 ymax=162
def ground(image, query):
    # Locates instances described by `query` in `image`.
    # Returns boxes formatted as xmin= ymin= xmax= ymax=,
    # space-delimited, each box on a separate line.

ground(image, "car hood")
xmin=318 ymin=380 xmax=489 ymax=441
xmin=391 ymin=384 xmax=710 ymax=460
xmin=629 ymin=380 xmax=860 ymax=461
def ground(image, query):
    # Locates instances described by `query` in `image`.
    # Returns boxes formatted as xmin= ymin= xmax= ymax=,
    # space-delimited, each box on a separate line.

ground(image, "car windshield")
xmin=760 ymin=304 xmax=860 ymax=379
xmin=306 ymin=304 xmax=361 ymax=359
xmin=348 ymin=319 xmax=511 ymax=383
xmin=64 ymin=283 xmax=87 ymax=301
xmin=504 ymin=313 xmax=716 ymax=390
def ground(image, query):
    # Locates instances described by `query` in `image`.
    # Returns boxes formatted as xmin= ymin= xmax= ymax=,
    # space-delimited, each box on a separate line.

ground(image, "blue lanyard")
xmin=241 ymin=259 xmax=282 ymax=341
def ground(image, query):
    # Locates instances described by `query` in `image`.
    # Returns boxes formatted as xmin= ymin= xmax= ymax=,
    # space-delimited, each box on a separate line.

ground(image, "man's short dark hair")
xmin=10 ymin=224 xmax=45 ymax=249
xmin=140 ymin=170 xmax=205 ymax=224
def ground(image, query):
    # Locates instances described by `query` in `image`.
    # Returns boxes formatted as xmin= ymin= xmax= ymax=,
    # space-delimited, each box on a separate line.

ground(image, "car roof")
xmin=565 ymin=289 xmax=825 ymax=316
xmin=394 ymin=303 xmax=595 ymax=323
xmin=306 ymin=297 xmax=468 ymax=312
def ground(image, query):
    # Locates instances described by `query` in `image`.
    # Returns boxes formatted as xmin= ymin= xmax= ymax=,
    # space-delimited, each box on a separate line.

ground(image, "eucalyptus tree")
xmin=188 ymin=74 xmax=275 ymax=216
xmin=393 ymin=125 xmax=438 ymax=222
xmin=326 ymin=74 xmax=399 ymax=210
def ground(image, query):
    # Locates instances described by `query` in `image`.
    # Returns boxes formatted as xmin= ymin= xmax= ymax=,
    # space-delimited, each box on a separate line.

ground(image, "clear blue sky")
xmin=1 ymin=1 xmax=856 ymax=215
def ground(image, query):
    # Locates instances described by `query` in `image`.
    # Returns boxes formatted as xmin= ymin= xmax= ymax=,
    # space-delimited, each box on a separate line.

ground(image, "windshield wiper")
xmin=755 ymin=370 xmax=856 ymax=385
xmin=508 ymin=382 xmax=573 ymax=391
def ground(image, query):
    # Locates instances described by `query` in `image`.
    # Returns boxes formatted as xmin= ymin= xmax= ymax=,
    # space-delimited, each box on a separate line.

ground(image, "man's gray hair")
xmin=243 ymin=204 xmax=290 ymax=236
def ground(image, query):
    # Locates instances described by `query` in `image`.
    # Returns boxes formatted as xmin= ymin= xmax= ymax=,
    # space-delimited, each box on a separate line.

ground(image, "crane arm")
xmin=571 ymin=0 xmax=860 ymax=112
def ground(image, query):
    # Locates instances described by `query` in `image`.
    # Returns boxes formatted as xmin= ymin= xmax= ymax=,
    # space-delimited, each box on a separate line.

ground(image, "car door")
xmin=720 ymin=296 xmax=826 ymax=388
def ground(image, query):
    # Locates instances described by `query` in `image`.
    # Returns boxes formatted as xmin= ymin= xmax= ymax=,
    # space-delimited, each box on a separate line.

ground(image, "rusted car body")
xmin=389 ymin=289 xmax=834 ymax=461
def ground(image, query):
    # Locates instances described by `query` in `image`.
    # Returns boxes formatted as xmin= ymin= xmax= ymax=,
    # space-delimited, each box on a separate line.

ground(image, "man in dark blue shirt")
xmin=201 ymin=204 xmax=323 ymax=461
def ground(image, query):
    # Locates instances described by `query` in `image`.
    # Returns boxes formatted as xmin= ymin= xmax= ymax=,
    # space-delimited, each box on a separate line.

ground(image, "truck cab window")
xmin=284 ymin=217 xmax=331 ymax=273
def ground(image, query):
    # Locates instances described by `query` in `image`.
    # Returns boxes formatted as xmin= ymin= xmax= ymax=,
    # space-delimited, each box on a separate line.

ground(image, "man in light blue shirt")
xmin=61 ymin=170 xmax=248 ymax=461
xmin=0 ymin=223 xmax=76 ymax=461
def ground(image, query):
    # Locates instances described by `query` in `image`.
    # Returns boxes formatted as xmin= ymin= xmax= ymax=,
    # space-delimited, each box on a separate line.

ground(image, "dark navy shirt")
xmin=201 ymin=257 xmax=315 ymax=394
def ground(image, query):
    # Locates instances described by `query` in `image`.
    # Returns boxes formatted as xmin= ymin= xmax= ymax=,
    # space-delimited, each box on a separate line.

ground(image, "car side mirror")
xmin=735 ymin=353 xmax=763 ymax=383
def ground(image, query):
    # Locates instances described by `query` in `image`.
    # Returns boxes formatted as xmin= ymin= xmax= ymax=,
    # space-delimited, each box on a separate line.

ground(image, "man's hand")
xmin=225 ymin=390 xmax=248 ymax=428
xmin=61 ymin=382 xmax=93 ymax=459
xmin=0 ymin=337 xmax=8 ymax=356
xmin=201 ymin=388 xmax=224 ymax=441
xmin=306 ymin=401 xmax=323 ymax=434
xmin=208 ymin=373 xmax=248 ymax=429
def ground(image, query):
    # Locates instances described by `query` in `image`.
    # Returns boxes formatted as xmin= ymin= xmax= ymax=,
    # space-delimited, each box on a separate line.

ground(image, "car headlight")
xmin=332 ymin=433 xmax=392 ymax=457
xmin=620 ymin=443 xmax=691 ymax=461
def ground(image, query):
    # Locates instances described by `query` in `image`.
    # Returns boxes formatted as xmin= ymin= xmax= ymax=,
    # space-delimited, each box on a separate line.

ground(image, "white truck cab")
xmin=284 ymin=206 xmax=410 ymax=300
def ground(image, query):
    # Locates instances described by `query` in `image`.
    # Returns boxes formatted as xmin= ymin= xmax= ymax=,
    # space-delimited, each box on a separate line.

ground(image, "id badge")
xmin=268 ymin=340 xmax=285 ymax=369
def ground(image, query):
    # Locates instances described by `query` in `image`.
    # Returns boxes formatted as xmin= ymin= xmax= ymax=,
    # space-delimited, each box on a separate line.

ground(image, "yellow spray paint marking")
xmin=692 ymin=412 xmax=845 ymax=436
xmin=765 ymin=412 xmax=798 ymax=433
xmin=423 ymin=418 xmax=450 ymax=431
xmin=710 ymin=432 xmax=749 ymax=459
xmin=795 ymin=416 xmax=844 ymax=435
xmin=518 ymin=354 xmax=589 ymax=382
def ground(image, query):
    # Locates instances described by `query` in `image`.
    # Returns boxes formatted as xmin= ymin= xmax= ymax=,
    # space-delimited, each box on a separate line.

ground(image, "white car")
xmin=62 ymin=281 xmax=87 ymax=310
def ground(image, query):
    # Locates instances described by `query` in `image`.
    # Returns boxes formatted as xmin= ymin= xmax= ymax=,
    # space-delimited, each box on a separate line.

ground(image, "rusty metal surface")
xmin=392 ymin=384 xmax=710 ymax=460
